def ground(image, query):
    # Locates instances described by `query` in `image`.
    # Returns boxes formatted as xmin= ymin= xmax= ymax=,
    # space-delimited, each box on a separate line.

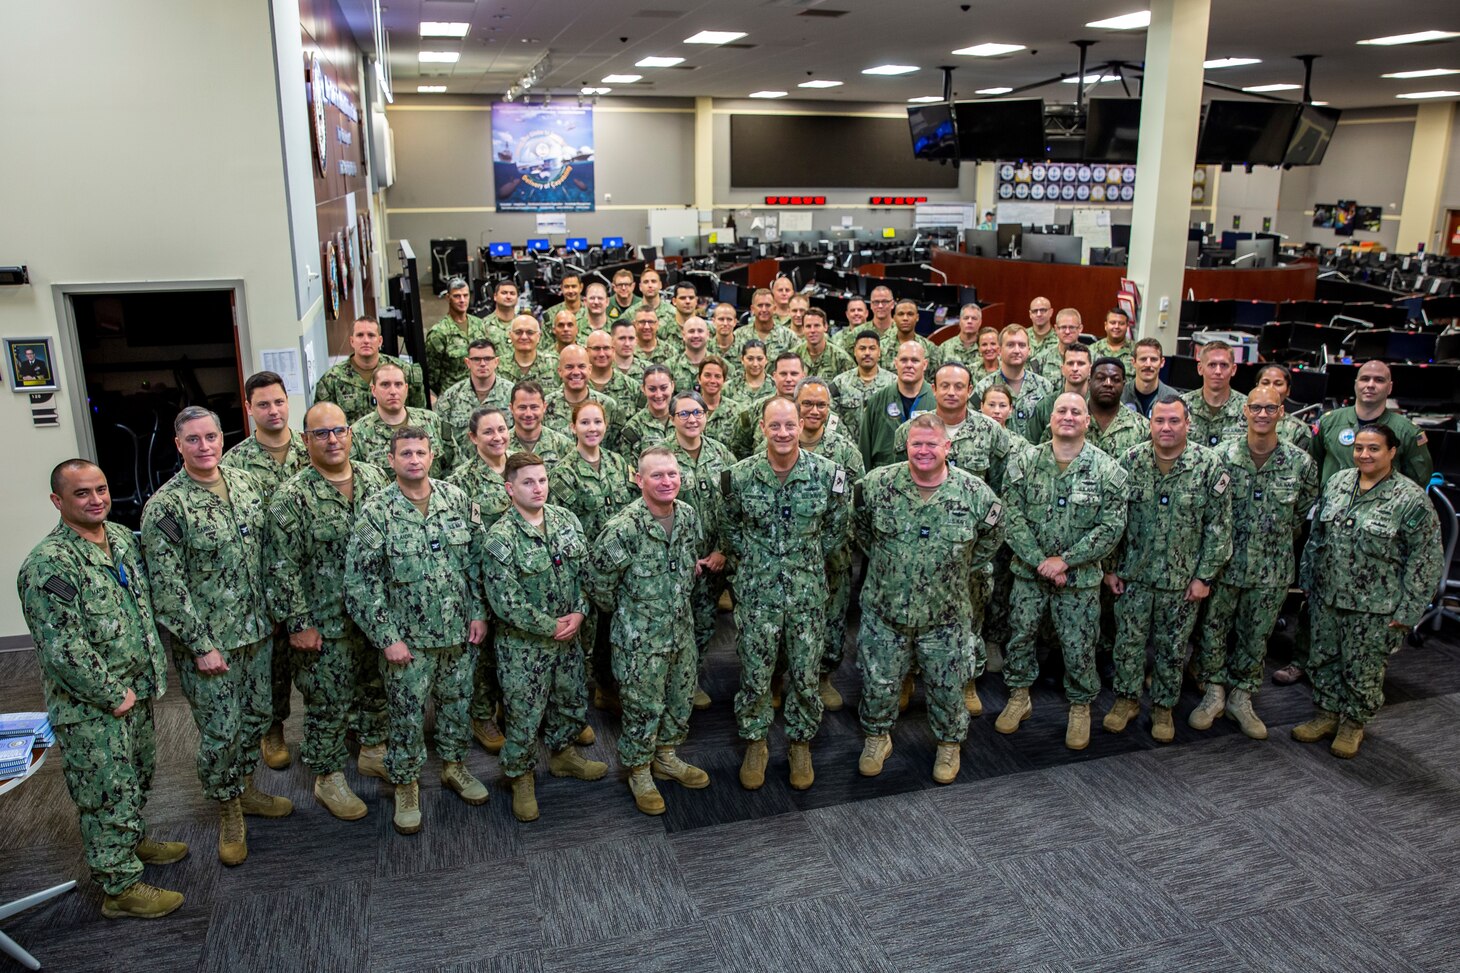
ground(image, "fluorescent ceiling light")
xmin=1311 ymin=101 xmax=1329 ymax=106
xmin=952 ymin=43 xmax=1026 ymax=57
xmin=1358 ymin=30 xmax=1460 ymax=46
xmin=636 ymin=56 xmax=685 ymax=68
xmin=1087 ymin=11 xmax=1151 ymax=30
xmin=418 ymin=51 xmax=460 ymax=63
xmin=907 ymin=96 xmax=946 ymax=103
xmin=602 ymin=74 xmax=642 ymax=83
xmin=1396 ymin=89 xmax=1460 ymax=99
xmin=419 ymin=22 xmax=469 ymax=38
xmin=1242 ymin=83 xmax=1300 ymax=92
xmin=1382 ymin=68 xmax=1460 ymax=79
xmin=862 ymin=64 xmax=919 ymax=76
xmin=1062 ymin=74 xmax=1120 ymax=83
xmin=975 ymin=86 xmax=1014 ymax=95
xmin=1204 ymin=57 xmax=1261 ymax=69
xmin=417 ymin=85 xmax=447 ymax=93
xmin=798 ymin=80 xmax=843 ymax=88
xmin=581 ymin=86 xmax=612 ymax=95
xmin=749 ymin=90 xmax=788 ymax=98
xmin=685 ymin=30 xmax=747 ymax=45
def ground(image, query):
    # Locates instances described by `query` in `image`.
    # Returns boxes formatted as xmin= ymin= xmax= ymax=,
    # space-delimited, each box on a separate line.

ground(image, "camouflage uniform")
xmin=344 ymin=480 xmax=485 ymax=784
xmin=1193 ymin=440 xmax=1319 ymax=694
xmin=801 ymin=431 xmax=866 ymax=676
xmin=1089 ymin=338 xmax=1134 ymax=376
xmin=828 ymin=369 xmax=895 ymax=446
xmin=1181 ymin=388 xmax=1248 ymax=449
xmin=835 ymin=324 xmax=894 ymax=356
xmin=936 ymin=337 xmax=984 ymax=371
xmin=1301 ymin=469 xmax=1442 ymax=725
xmin=858 ymin=381 xmax=935 ymax=471
xmin=18 ymin=521 xmax=169 ymax=895
xmin=424 ymin=314 xmax=489 ymax=393
xmin=588 ymin=369 xmax=643 ymax=414
xmin=662 ymin=436 xmax=737 ymax=657
xmin=312 ymin=354 xmax=425 ymax=423
xmin=350 ymin=407 xmax=455 ymax=476
xmin=878 ymin=331 xmax=942 ymax=372
xmin=1025 ymin=342 xmax=1074 ymax=385
xmin=482 ymin=505 xmax=592 ymax=778
xmin=1111 ymin=442 xmax=1233 ymax=709
xmin=1086 ymin=406 xmax=1150 ymax=457
xmin=1311 ymin=406 xmax=1434 ymax=486
xmin=542 ymin=303 xmax=591 ymax=340
xmin=587 ymin=499 xmax=704 ymax=767
xmin=509 ymin=425 xmax=574 ymax=468
xmin=798 ymin=341 xmax=854 ymax=380
xmin=731 ymin=324 xmax=799 ymax=362
xmin=721 ymin=450 xmax=850 ymax=742
xmin=265 ymin=462 xmax=392 ymax=773
xmin=666 ymin=354 xmax=712 ymax=396
xmin=616 ymin=408 xmax=675 ymax=459
xmin=434 ymin=377 xmax=512 ymax=456
xmin=448 ymin=456 xmax=513 ymax=724
xmin=702 ymin=397 xmax=745 ymax=453
xmin=971 ymin=370 xmax=1054 ymax=441
xmin=1026 ymin=327 xmax=1060 ymax=359
xmin=1001 ymin=444 xmax=1128 ymax=704
xmin=499 ymin=351 xmax=562 ymax=394
xmin=853 ymin=465 xmax=1003 ymax=741
xmin=141 ymin=468 xmax=271 ymax=800
xmin=1279 ymin=414 xmax=1313 ymax=451
xmin=542 ymin=389 xmax=622 ymax=438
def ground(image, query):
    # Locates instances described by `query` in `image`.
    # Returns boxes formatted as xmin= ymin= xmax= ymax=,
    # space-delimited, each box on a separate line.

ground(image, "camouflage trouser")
xmin=351 ymin=627 xmax=387 ymax=741
xmin=968 ymin=567 xmax=991 ymax=678
xmin=1193 ymin=582 xmax=1288 ymax=694
xmin=691 ymin=573 xmax=725 ymax=666
xmin=983 ymin=550 xmax=1014 ymax=648
xmin=822 ymin=550 xmax=855 ymax=675
xmin=469 ymin=624 xmax=501 ymax=721
xmin=856 ymin=611 xmax=972 ymax=742
xmin=383 ymin=643 xmax=476 ymax=784
xmin=296 ymin=625 xmax=383 ymax=773
xmin=1002 ymin=577 xmax=1101 ymax=704
xmin=53 ymin=702 xmax=154 ymax=895
xmin=583 ymin=610 xmax=618 ymax=695
xmin=1113 ymin=582 xmax=1200 ymax=708
xmin=172 ymin=636 xmax=271 ymax=801
xmin=612 ymin=630 xmax=696 ymax=767
xmin=734 ymin=601 xmax=825 ymax=742
xmin=1308 ymin=603 xmax=1401 ymax=726
xmin=497 ymin=633 xmax=589 ymax=778
xmin=269 ymin=625 xmax=296 ymax=725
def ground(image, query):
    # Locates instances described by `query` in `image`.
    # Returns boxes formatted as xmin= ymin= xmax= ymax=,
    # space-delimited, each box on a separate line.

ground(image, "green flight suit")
xmin=1310 ymin=406 xmax=1434 ymax=486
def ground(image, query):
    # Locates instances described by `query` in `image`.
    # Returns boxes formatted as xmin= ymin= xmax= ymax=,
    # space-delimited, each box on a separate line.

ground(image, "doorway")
xmin=1446 ymin=209 xmax=1460 ymax=258
xmin=61 ymin=286 xmax=247 ymax=529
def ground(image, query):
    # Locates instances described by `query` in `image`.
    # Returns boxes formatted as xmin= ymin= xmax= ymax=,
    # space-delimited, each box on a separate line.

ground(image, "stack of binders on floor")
xmin=0 ymin=734 xmax=35 ymax=778
xmin=0 ymin=712 xmax=54 ymax=749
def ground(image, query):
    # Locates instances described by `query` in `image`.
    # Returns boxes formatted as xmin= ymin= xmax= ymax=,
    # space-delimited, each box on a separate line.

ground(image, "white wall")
xmin=0 ymin=2 xmax=308 ymax=638
xmin=1276 ymin=110 xmax=1415 ymax=250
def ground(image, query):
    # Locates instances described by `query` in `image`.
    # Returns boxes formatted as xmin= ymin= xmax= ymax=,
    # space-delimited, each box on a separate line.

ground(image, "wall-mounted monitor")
xmin=907 ymin=103 xmax=959 ymax=162
xmin=954 ymin=99 xmax=1046 ymax=161
xmin=1282 ymin=105 xmax=1342 ymax=166
xmin=1196 ymin=100 xmax=1302 ymax=166
xmin=566 ymin=237 xmax=589 ymax=252
xmin=526 ymin=238 xmax=551 ymax=252
xmin=1084 ymin=98 xmax=1142 ymax=163
xmin=487 ymin=242 xmax=513 ymax=259
xmin=602 ymin=236 xmax=625 ymax=249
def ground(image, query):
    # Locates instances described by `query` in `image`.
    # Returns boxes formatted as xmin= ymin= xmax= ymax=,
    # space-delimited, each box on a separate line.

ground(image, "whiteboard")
xmin=1072 ymin=209 xmax=1112 ymax=264
xmin=780 ymin=211 xmax=814 ymax=233
xmin=915 ymin=203 xmax=977 ymax=230
xmin=996 ymin=201 xmax=1057 ymax=226
xmin=648 ymin=208 xmax=701 ymax=248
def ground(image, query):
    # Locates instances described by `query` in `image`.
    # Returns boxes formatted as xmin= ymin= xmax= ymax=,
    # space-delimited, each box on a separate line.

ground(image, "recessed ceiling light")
xmin=798 ymin=80 xmax=843 ymax=88
xmin=1242 ymin=83 xmax=1300 ymax=92
xmin=952 ymin=43 xmax=1026 ymax=57
xmin=1062 ymin=74 xmax=1120 ymax=83
xmin=417 ymin=85 xmax=447 ymax=93
xmin=975 ymin=86 xmax=1014 ymax=95
xmin=862 ymin=64 xmax=919 ymax=76
xmin=1087 ymin=11 xmax=1151 ymax=30
xmin=1382 ymin=68 xmax=1460 ymax=79
xmin=418 ymin=51 xmax=460 ymax=63
xmin=1310 ymin=101 xmax=1329 ymax=106
xmin=420 ymin=22 xmax=469 ymax=38
xmin=685 ymin=30 xmax=747 ymax=45
xmin=1358 ymin=30 xmax=1460 ymax=46
xmin=636 ymin=56 xmax=685 ymax=68
xmin=581 ymin=86 xmax=612 ymax=95
xmin=1396 ymin=89 xmax=1460 ymax=99
xmin=1204 ymin=57 xmax=1261 ymax=69
xmin=908 ymin=96 xmax=946 ymax=103
xmin=749 ymin=90 xmax=789 ymax=98
xmin=602 ymin=74 xmax=642 ymax=83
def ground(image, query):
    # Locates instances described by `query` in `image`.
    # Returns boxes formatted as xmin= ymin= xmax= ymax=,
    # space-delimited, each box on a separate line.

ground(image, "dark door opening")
xmin=70 ymin=289 xmax=246 ymax=529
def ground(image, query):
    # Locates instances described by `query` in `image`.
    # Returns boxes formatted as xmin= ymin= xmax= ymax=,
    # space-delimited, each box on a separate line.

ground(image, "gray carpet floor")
xmin=3 ymin=617 xmax=1460 ymax=973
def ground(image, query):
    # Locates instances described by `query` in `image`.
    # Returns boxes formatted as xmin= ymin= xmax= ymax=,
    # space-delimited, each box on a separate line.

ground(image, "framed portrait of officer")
xmin=6 ymin=337 xmax=58 ymax=393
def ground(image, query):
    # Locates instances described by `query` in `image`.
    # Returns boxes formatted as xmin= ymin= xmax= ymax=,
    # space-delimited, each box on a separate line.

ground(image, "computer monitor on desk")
xmin=964 ymin=229 xmax=999 ymax=258
xmin=997 ymin=223 xmax=1023 ymax=255
xmin=1021 ymin=233 xmax=1083 ymax=265
xmin=1234 ymin=238 xmax=1275 ymax=268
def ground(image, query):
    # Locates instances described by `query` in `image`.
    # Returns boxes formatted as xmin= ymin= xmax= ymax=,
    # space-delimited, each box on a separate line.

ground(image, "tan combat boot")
xmin=314 ymin=772 xmax=368 ymax=820
xmin=819 ymin=674 xmax=844 ymax=712
xmin=858 ymin=734 xmax=892 ymax=777
xmin=509 ymin=774 xmax=539 ymax=822
xmin=217 ymin=797 xmax=247 ymax=866
xmin=1066 ymin=703 xmax=1091 ymax=751
xmin=239 ymin=775 xmax=294 ymax=818
xmin=932 ymin=742 xmax=961 ymax=785
xmin=356 ymin=743 xmax=387 ymax=779
xmin=392 ymin=780 xmax=422 ymax=834
xmin=692 ymin=685 xmax=712 ymax=710
xmin=1151 ymin=706 xmax=1175 ymax=743
xmin=576 ymin=725 xmax=597 ymax=746
xmin=788 ymin=741 xmax=815 ymax=790
xmin=1292 ymin=709 xmax=1339 ymax=743
xmin=739 ymin=739 xmax=769 ymax=790
xmin=472 ymin=717 xmax=505 ymax=754
xmin=1103 ymin=697 xmax=1140 ymax=733
xmin=995 ymin=688 xmax=1032 ymax=734
xmin=964 ymin=680 xmax=983 ymax=717
xmin=652 ymin=747 xmax=710 ymax=788
xmin=898 ymin=674 xmax=915 ymax=713
xmin=1188 ymin=684 xmax=1227 ymax=730
xmin=101 ymin=881 xmax=185 ymax=920
xmin=1224 ymin=689 xmax=1268 ymax=740
xmin=1330 ymin=719 xmax=1365 ymax=758
xmin=260 ymin=722 xmax=290 ymax=770
xmin=548 ymin=747 xmax=608 ymax=780
xmin=628 ymin=765 xmax=666 ymax=816
xmin=135 ymin=836 xmax=188 ymax=865
xmin=441 ymin=761 xmax=489 ymax=805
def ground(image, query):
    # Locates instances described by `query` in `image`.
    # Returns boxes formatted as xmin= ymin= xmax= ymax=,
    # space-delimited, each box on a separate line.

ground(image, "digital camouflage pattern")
xmin=1025 ymin=342 xmax=1075 ymax=385
xmin=798 ymin=340 xmax=854 ymax=380
xmin=542 ymin=388 xmax=622 ymax=437
xmin=1089 ymin=338 xmax=1134 ymax=376
xmin=800 ymin=430 xmax=866 ymax=674
xmin=434 ymin=377 xmax=513 ymax=456
xmin=588 ymin=369 xmax=643 ymax=414
xmin=828 ymin=368 xmax=894 ymax=446
xmin=662 ymin=435 xmax=737 ymax=657
xmin=587 ymin=498 xmax=703 ymax=767
xmin=499 ymin=350 xmax=562 ymax=393
xmin=971 ymin=370 xmax=1053 ymax=440
xmin=312 ymin=353 xmax=425 ymax=423
xmin=878 ymin=331 xmax=942 ymax=372
xmin=1279 ymin=414 xmax=1313 ymax=451
xmin=1086 ymin=406 xmax=1149 ymax=458
xmin=730 ymin=324 xmax=799 ymax=362
xmin=446 ymin=455 xmax=513 ymax=721
xmin=616 ymin=408 xmax=675 ymax=460
xmin=894 ymin=411 xmax=1013 ymax=491
xmin=424 ymin=314 xmax=491 ymax=393
xmin=349 ymin=406 xmax=455 ymax=476
xmin=221 ymin=433 xmax=309 ymax=492
xmin=935 ymin=337 xmax=986 ymax=372
xmin=1181 ymin=389 xmax=1248 ymax=448
xmin=549 ymin=447 xmax=637 ymax=545
xmin=508 ymin=424 xmax=574 ymax=468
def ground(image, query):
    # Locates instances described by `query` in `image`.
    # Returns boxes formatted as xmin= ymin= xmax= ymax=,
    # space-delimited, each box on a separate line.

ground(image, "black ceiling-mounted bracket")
xmin=1295 ymin=55 xmax=1320 ymax=105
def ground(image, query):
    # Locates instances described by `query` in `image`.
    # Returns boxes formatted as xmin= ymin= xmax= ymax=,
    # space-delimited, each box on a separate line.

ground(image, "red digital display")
xmin=869 ymin=196 xmax=928 ymax=205
xmin=764 ymin=195 xmax=827 ymax=205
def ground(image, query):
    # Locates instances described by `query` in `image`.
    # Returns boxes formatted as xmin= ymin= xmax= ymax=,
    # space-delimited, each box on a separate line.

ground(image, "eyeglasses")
xmin=871 ymin=299 xmax=893 ymax=305
xmin=466 ymin=355 xmax=497 ymax=363
xmin=1248 ymin=404 xmax=1281 ymax=415
xmin=306 ymin=426 xmax=350 ymax=440
xmin=673 ymin=409 xmax=705 ymax=419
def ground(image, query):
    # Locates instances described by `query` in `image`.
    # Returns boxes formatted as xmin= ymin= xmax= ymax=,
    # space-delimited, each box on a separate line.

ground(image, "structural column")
xmin=694 ymin=96 xmax=714 ymax=214
xmin=1395 ymin=102 xmax=1455 ymax=254
xmin=1125 ymin=0 xmax=1210 ymax=351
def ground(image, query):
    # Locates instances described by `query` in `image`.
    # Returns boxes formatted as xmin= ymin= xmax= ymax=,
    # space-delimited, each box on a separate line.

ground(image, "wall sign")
xmin=492 ymin=103 xmax=595 ymax=212
xmin=997 ymin=162 xmax=1137 ymax=203
xmin=6 ymin=337 xmax=57 ymax=393
xmin=324 ymin=239 xmax=340 ymax=319
xmin=309 ymin=52 xmax=328 ymax=178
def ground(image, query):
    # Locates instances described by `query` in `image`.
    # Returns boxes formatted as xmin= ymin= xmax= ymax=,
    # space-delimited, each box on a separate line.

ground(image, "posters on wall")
xmin=491 ymin=104 xmax=595 ymax=212
xmin=1313 ymin=200 xmax=1381 ymax=236
xmin=996 ymin=161 xmax=1137 ymax=204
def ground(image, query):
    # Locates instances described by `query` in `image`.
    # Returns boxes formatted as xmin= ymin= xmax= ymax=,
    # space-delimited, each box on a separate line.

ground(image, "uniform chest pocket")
xmin=1024 ymin=481 xmax=1051 ymax=506
xmin=82 ymin=584 xmax=126 ymax=642
xmin=187 ymin=529 xmax=226 ymax=571
xmin=1357 ymin=520 xmax=1398 ymax=558
xmin=940 ymin=518 xmax=980 ymax=544
xmin=388 ymin=534 xmax=428 ymax=583
xmin=520 ymin=545 xmax=553 ymax=575
xmin=1070 ymin=490 xmax=1102 ymax=527
xmin=312 ymin=519 xmax=347 ymax=543
xmin=739 ymin=496 xmax=777 ymax=528
xmin=446 ymin=527 xmax=473 ymax=547
xmin=791 ymin=491 xmax=827 ymax=532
